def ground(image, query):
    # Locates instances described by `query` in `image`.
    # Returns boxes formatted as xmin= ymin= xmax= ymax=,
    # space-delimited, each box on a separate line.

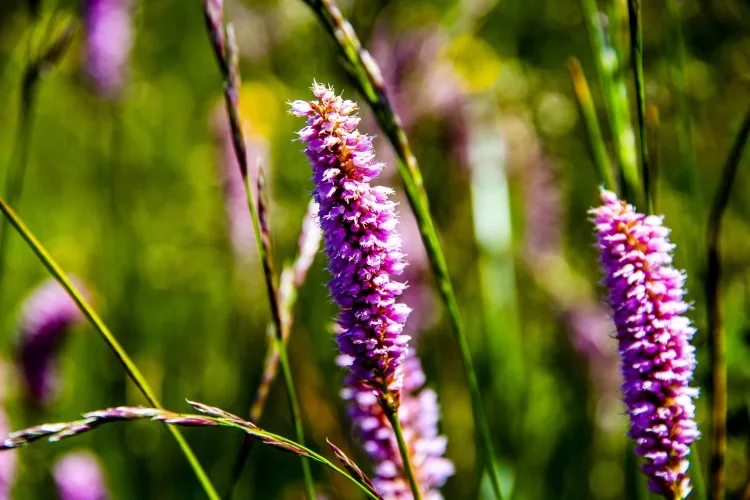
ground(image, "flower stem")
xmin=0 ymin=197 xmax=220 ymax=500
xmin=383 ymin=407 xmax=422 ymax=500
xmin=567 ymin=57 xmax=616 ymax=191
xmin=579 ymin=0 xmax=642 ymax=207
xmin=202 ymin=14 xmax=315 ymax=497
xmin=706 ymin=107 xmax=750 ymax=500
xmin=626 ymin=0 xmax=652 ymax=214
xmin=300 ymin=2 xmax=504 ymax=497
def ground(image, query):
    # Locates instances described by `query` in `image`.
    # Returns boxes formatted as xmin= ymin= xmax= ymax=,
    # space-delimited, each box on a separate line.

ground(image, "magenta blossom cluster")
xmin=84 ymin=0 xmax=133 ymax=99
xmin=16 ymin=279 xmax=86 ymax=404
xmin=54 ymin=451 xmax=109 ymax=500
xmin=291 ymin=83 xmax=410 ymax=398
xmin=591 ymin=190 xmax=699 ymax=499
xmin=342 ymin=355 xmax=454 ymax=499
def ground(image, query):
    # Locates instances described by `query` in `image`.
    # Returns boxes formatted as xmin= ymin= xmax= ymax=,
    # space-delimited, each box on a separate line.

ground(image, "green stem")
xmin=278 ymin=337 xmax=315 ymax=500
xmin=0 ymin=197 xmax=221 ymax=500
xmin=301 ymin=2 xmax=504 ymax=497
xmin=690 ymin=443 xmax=707 ymax=500
xmin=664 ymin=0 xmax=699 ymax=199
xmin=626 ymin=0 xmax=652 ymax=213
xmin=567 ymin=57 xmax=616 ymax=190
xmin=217 ymin=419 xmax=379 ymax=500
xmin=579 ymin=0 xmax=642 ymax=206
xmin=383 ymin=408 xmax=422 ymax=500
xmin=215 ymin=29 xmax=314 ymax=499
xmin=0 ymin=59 xmax=39 ymax=307
xmin=706 ymin=107 xmax=750 ymax=500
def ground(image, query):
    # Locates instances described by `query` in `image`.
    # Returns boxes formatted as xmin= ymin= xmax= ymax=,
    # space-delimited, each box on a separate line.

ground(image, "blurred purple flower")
xmin=591 ymin=189 xmax=699 ymax=498
xmin=370 ymin=24 xmax=464 ymax=130
xmin=342 ymin=354 xmax=454 ymax=499
xmin=291 ymin=83 xmax=410 ymax=399
xmin=16 ymin=279 xmax=85 ymax=404
xmin=523 ymin=147 xmax=562 ymax=259
xmin=369 ymin=22 xmax=470 ymax=180
xmin=84 ymin=0 xmax=133 ymax=99
xmin=53 ymin=451 xmax=108 ymax=500
xmin=0 ymin=407 xmax=16 ymax=498
xmin=211 ymin=102 xmax=267 ymax=262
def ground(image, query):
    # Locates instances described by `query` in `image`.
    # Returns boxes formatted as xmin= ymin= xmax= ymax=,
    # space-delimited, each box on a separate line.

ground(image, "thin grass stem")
xmin=664 ymin=0 xmax=699 ymax=199
xmin=0 ymin=19 xmax=75 ymax=306
xmin=0 ymin=404 xmax=382 ymax=500
xmin=626 ymin=0 xmax=651 ymax=213
xmin=383 ymin=408 xmax=422 ymax=500
xmin=690 ymin=443 xmax=707 ymax=500
xmin=300 ymin=2 xmax=504 ymax=497
xmin=706 ymin=107 xmax=750 ymax=500
xmin=567 ymin=57 xmax=616 ymax=190
xmin=646 ymin=105 xmax=659 ymax=213
xmin=579 ymin=0 xmax=642 ymax=206
xmin=0 ymin=197 xmax=220 ymax=500
xmin=202 ymin=7 xmax=315 ymax=496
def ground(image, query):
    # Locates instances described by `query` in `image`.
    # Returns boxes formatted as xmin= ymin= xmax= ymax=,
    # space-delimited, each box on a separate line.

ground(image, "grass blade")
xmin=705 ymin=107 xmax=750 ymax=500
xmin=568 ymin=57 xmax=616 ymax=190
xmin=0 ymin=18 xmax=76 ymax=305
xmin=626 ymin=0 xmax=652 ymax=213
xmin=202 ymin=4 xmax=315 ymax=497
xmin=0 ymin=403 xmax=382 ymax=500
xmin=0 ymin=197 xmax=220 ymax=500
xmin=579 ymin=0 xmax=642 ymax=206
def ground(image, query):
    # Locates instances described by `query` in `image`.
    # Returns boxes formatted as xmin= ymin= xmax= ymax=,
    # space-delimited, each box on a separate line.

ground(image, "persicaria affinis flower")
xmin=16 ymin=279 xmax=86 ymax=404
xmin=342 ymin=355 xmax=454 ymax=499
xmin=84 ymin=0 xmax=133 ymax=99
xmin=291 ymin=83 xmax=410 ymax=400
xmin=591 ymin=189 xmax=699 ymax=499
xmin=54 ymin=450 xmax=109 ymax=500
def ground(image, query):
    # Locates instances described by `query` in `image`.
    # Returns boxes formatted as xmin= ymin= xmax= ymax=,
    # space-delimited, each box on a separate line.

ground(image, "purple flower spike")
xmin=291 ymin=83 xmax=411 ymax=399
xmin=343 ymin=355 xmax=454 ymax=499
xmin=84 ymin=0 xmax=133 ymax=99
xmin=16 ymin=279 xmax=86 ymax=404
xmin=53 ymin=451 xmax=108 ymax=500
xmin=591 ymin=189 xmax=699 ymax=499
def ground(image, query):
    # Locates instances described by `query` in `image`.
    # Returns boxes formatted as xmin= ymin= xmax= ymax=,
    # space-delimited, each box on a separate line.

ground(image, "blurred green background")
xmin=1 ymin=0 xmax=750 ymax=498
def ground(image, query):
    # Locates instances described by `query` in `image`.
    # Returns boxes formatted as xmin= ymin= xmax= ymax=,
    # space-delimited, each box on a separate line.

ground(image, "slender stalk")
xmin=579 ymin=0 xmax=642 ymax=206
xmin=626 ymin=0 xmax=651 ymax=213
xmin=0 ymin=404 xmax=382 ymax=500
xmin=646 ymin=105 xmax=660 ymax=213
xmin=300 ymin=2 xmax=504 ymax=497
xmin=664 ymin=0 xmax=699 ymax=199
xmin=706 ymin=107 xmax=750 ymax=500
xmin=0 ymin=19 xmax=75 ymax=305
xmin=220 ymin=417 xmax=379 ymax=500
xmin=202 ymin=5 xmax=314 ymax=496
xmin=277 ymin=337 xmax=315 ymax=499
xmin=383 ymin=408 xmax=422 ymax=500
xmin=567 ymin=57 xmax=616 ymax=190
xmin=690 ymin=443 xmax=708 ymax=500
xmin=0 ymin=197 xmax=220 ymax=500
xmin=228 ymin=200 xmax=321 ymax=498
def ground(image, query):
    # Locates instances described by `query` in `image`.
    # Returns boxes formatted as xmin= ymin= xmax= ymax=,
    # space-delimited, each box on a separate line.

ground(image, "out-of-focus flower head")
xmin=16 ymin=278 xmax=86 ymax=404
xmin=0 ymin=406 xmax=16 ymax=498
xmin=343 ymin=354 xmax=454 ymax=499
xmin=83 ymin=0 xmax=133 ymax=99
xmin=53 ymin=450 xmax=108 ymax=500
